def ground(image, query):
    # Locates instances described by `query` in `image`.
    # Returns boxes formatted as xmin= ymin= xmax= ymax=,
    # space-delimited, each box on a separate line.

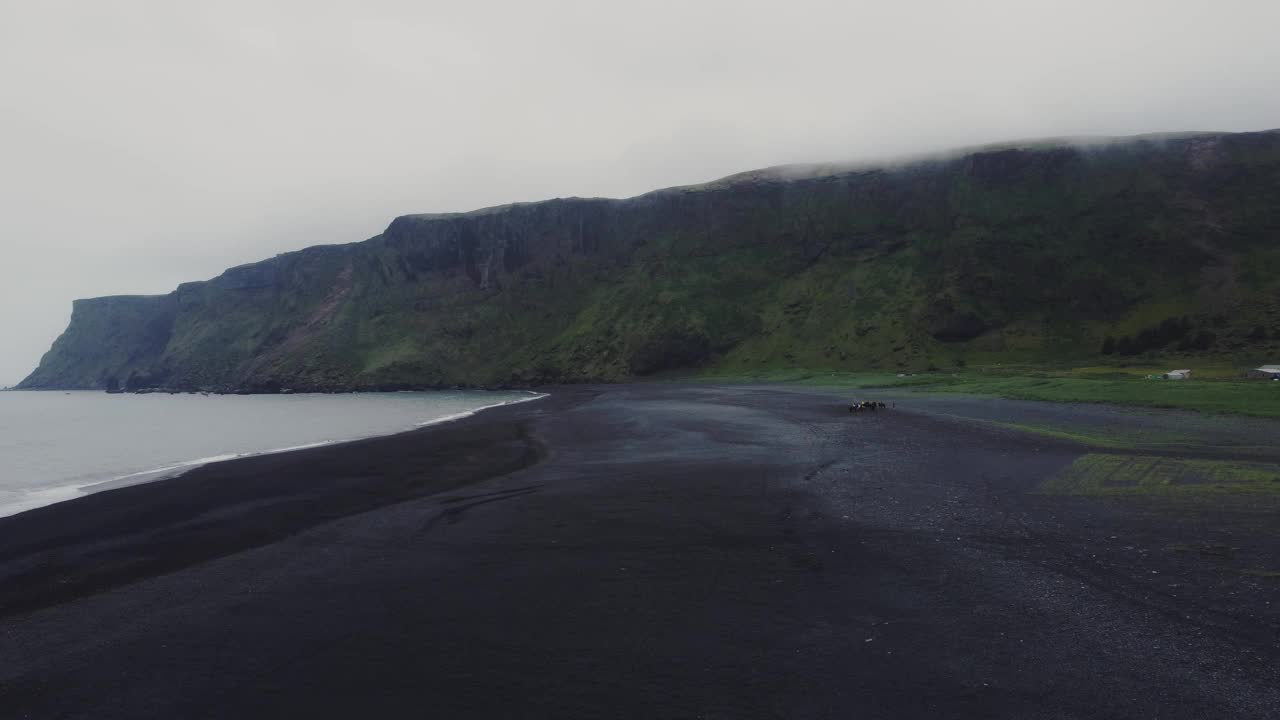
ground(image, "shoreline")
xmin=0 ymin=388 xmax=574 ymax=617
xmin=0 ymin=390 xmax=549 ymax=520
xmin=84 ymin=390 xmax=549 ymax=494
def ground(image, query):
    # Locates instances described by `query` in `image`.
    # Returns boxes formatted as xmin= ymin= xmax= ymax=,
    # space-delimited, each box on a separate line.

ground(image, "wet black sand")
xmin=1 ymin=384 xmax=1277 ymax=718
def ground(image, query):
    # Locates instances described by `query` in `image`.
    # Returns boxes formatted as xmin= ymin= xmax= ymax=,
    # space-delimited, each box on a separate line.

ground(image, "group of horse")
xmin=848 ymin=400 xmax=888 ymax=413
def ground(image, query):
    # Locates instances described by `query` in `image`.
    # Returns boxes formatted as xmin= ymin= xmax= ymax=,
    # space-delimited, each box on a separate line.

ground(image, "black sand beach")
xmin=1 ymin=384 xmax=1278 ymax=718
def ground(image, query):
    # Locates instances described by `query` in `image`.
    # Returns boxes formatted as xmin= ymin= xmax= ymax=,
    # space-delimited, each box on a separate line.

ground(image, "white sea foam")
xmin=414 ymin=391 xmax=547 ymax=426
xmin=0 ymin=390 xmax=550 ymax=519
xmin=0 ymin=484 xmax=89 ymax=519
xmin=89 ymin=394 xmax=548 ymax=492
xmin=103 ymin=440 xmax=338 ymax=484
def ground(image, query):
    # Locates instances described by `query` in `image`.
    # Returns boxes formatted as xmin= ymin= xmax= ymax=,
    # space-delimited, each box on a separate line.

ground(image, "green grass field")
xmin=689 ymin=363 xmax=1280 ymax=418
xmin=1040 ymin=453 xmax=1280 ymax=497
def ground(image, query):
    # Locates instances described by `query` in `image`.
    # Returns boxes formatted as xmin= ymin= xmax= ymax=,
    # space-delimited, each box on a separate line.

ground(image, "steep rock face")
xmin=20 ymin=130 xmax=1280 ymax=391
xmin=19 ymin=295 xmax=177 ymax=390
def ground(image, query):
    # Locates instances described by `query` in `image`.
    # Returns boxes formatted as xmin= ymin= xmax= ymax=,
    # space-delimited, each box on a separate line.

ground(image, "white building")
xmin=1164 ymin=369 xmax=1192 ymax=380
xmin=1248 ymin=365 xmax=1280 ymax=380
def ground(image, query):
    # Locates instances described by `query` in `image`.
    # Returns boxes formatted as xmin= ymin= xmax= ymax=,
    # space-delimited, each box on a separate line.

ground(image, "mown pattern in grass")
xmin=1040 ymin=454 xmax=1280 ymax=496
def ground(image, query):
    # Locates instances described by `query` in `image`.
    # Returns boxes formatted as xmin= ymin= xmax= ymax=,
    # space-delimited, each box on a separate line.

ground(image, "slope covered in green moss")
xmin=20 ymin=130 xmax=1280 ymax=391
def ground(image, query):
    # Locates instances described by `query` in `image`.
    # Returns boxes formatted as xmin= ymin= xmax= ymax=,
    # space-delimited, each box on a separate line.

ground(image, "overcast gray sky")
xmin=2 ymin=0 xmax=1278 ymax=384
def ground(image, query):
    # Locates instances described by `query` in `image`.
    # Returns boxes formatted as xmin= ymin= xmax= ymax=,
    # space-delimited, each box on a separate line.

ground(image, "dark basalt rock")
xmin=930 ymin=312 xmax=991 ymax=343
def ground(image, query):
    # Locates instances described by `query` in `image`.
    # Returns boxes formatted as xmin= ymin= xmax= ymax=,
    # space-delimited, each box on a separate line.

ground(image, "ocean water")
xmin=0 ymin=389 xmax=543 ymax=518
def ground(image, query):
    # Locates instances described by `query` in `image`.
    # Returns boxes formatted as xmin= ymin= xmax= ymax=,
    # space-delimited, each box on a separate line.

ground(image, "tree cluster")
xmin=1101 ymin=316 xmax=1215 ymax=356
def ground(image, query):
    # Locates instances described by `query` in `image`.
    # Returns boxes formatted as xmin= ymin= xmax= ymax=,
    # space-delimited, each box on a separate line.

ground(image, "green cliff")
xmin=20 ymin=130 xmax=1280 ymax=391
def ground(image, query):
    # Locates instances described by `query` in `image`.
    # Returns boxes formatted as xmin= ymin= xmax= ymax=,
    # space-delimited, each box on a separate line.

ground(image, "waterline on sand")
xmin=0 ymin=391 xmax=549 ymax=519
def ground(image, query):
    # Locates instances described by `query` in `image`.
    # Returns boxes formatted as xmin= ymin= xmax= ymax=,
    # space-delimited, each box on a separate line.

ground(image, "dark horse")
xmin=848 ymin=400 xmax=887 ymax=413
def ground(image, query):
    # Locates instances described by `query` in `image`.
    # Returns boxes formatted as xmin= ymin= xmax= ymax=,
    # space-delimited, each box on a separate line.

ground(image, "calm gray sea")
xmin=0 ymin=389 xmax=542 ymax=518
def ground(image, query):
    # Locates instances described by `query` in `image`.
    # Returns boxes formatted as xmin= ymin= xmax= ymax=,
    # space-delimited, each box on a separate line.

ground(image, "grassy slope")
xmin=19 ymin=130 xmax=1280 ymax=391
xmin=529 ymin=133 xmax=1280 ymax=383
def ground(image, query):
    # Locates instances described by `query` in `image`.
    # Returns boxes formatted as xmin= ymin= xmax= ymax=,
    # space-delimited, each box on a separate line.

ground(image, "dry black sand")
xmin=1 ymin=384 xmax=1277 ymax=718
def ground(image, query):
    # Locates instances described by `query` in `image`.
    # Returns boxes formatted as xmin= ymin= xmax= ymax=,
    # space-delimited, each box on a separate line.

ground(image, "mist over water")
xmin=0 ymin=390 xmax=540 ymax=518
